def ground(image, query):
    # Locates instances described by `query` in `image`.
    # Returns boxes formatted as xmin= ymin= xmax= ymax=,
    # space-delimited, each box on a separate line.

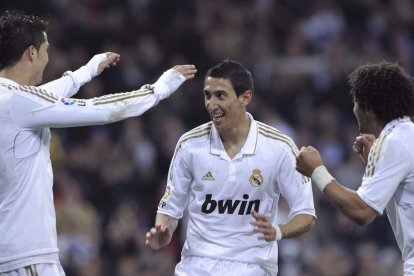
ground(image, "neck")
xmin=372 ymin=120 xmax=386 ymax=138
xmin=220 ymin=113 xmax=250 ymax=158
xmin=0 ymin=63 xmax=33 ymax=85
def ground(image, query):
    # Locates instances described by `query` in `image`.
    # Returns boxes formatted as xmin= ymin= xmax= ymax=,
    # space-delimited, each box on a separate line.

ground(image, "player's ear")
xmin=239 ymin=90 xmax=252 ymax=107
xmin=25 ymin=45 xmax=38 ymax=62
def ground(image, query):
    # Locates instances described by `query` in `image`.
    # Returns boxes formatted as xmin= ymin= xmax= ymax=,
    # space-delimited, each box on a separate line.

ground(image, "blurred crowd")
xmin=2 ymin=0 xmax=414 ymax=275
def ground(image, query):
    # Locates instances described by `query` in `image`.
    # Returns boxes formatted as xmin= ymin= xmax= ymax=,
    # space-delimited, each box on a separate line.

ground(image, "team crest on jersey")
xmin=60 ymin=97 xmax=86 ymax=106
xmin=249 ymin=168 xmax=263 ymax=187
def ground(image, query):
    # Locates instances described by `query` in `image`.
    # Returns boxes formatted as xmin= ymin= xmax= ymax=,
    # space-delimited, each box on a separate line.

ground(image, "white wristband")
xmin=311 ymin=165 xmax=335 ymax=191
xmin=273 ymin=224 xmax=282 ymax=241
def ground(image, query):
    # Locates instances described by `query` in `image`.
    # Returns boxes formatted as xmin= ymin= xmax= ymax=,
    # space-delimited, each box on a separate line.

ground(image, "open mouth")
xmin=212 ymin=113 xmax=224 ymax=121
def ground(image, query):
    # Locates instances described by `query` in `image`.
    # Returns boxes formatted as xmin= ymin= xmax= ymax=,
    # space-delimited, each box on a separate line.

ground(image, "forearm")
xmin=39 ymin=75 xmax=81 ymax=97
xmin=11 ymin=85 xmax=166 ymax=128
xmin=155 ymin=213 xmax=179 ymax=233
xmin=278 ymin=214 xmax=315 ymax=239
xmin=40 ymin=54 xmax=107 ymax=97
xmin=323 ymin=181 xmax=377 ymax=225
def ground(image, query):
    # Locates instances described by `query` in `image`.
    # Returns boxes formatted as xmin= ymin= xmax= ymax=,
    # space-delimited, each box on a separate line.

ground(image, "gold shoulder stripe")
xmin=169 ymin=128 xmax=211 ymax=172
xmin=258 ymin=126 xmax=308 ymax=184
xmin=180 ymin=123 xmax=212 ymax=141
xmin=179 ymin=129 xmax=211 ymax=145
xmin=93 ymin=91 xmax=153 ymax=105
xmin=257 ymin=122 xmax=284 ymax=135
xmin=364 ymin=125 xmax=397 ymax=177
xmin=1 ymin=83 xmax=58 ymax=103
xmin=258 ymin=127 xmax=299 ymax=155
xmin=92 ymin=85 xmax=153 ymax=103
xmin=364 ymin=138 xmax=381 ymax=177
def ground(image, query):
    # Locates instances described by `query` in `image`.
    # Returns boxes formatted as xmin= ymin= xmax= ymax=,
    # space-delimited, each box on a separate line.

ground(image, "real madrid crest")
xmin=249 ymin=168 xmax=264 ymax=187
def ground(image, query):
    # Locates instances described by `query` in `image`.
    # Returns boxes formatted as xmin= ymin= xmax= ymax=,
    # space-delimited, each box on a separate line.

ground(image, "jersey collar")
xmin=0 ymin=77 xmax=19 ymax=86
xmin=210 ymin=112 xmax=258 ymax=159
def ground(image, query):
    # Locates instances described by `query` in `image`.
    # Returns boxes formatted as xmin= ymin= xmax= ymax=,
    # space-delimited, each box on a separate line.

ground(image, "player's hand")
xmin=250 ymin=210 xmax=276 ymax=242
xmin=352 ymin=134 xmax=375 ymax=165
xmin=153 ymin=64 xmax=197 ymax=99
xmin=96 ymin=52 xmax=120 ymax=75
xmin=296 ymin=146 xmax=323 ymax=177
xmin=172 ymin=64 xmax=197 ymax=80
xmin=145 ymin=224 xmax=172 ymax=250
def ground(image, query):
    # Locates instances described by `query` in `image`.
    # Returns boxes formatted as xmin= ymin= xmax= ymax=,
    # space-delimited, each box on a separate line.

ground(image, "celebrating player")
xmin=0 ymin=10 xmax=196 ymax=276
xmin=146 ymin=60 xmax=315 ymax=275
xmin=296 ymin=62 xmax=414 ymax=275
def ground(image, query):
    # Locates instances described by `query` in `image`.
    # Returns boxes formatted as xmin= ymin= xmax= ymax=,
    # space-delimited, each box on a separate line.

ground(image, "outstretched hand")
xmin=250 ymin=210 xmax=276 ymax=242
xmin=352 ymin=134 xmax=375 ymax=165
xmin=145 ymin=224 xmax=172 ymax=250
xmin=172 ymin=64 xmax=197 ymax=80
xmin=96 ymin=52 xmax=120 ymax=75
xmin=153 ymin=64 xmax=197 ymax=99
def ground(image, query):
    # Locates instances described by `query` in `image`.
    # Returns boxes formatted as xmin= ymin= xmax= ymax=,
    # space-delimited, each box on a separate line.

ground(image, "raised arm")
xmin=145 ymin=213 xmax=179 ymax=249
xmin=9 ymin=64 xmax=197 ymax=128
xmin=296 ymin=146 xmax=378 ymax=225
xmin=40 ymin=52 xmax=120 ymax=97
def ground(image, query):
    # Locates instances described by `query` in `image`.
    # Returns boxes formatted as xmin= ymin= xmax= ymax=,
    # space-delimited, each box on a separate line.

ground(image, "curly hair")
xmin=348 ymin=62 xmax=414 ymax=123
xmin=0 ymin=10 xmax=48 ymax=70
xmin=205 ymin=59 xmax=254 ymax=97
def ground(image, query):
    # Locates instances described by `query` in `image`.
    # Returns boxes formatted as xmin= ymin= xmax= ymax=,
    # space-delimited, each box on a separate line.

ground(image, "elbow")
xmin=308 ymin=216 xmax=316 ymax=231
xmin=350 ymin=210 xmax=377 ymax=226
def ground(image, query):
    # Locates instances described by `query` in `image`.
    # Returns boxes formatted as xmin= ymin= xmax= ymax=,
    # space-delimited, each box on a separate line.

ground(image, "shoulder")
xmin=256 ymin=121 xmax=299 ymax=155
xmin=177 ymin=122 xmax=212 ymax=149
xmin=1 ymin=83 xmax=58 ymax=104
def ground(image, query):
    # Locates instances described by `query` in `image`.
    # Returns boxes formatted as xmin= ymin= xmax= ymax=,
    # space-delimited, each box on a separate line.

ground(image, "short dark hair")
xmin=205 ymin=59 xmax=254 ymax=97
xmin=0 ymin=10 xmax=48 ymax=69
xmin=348 ymin=62 xmax=414 ymax=123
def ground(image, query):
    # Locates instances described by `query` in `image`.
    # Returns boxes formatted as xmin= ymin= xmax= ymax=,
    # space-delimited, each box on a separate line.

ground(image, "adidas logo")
xmin=202 ymin=171 xmax=215 ymax=181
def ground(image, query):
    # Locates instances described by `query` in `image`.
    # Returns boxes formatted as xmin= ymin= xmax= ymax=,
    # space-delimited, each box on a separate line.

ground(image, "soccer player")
xmin=296 ymin=62 xmax=414 ymax=275
xmin=0 ymin=11 xmax=196 ymax=276
xmin=146 ymin=60 xmax=316 ymax=275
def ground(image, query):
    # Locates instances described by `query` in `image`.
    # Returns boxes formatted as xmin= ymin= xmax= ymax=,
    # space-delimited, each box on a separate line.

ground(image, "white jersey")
xmin=357 ymin=116 xmax=414 ymax=273
xmin=0 ymin=75 xmax=173 ymax=272
xmin=158 ymin=113 xmax=316 ymax=274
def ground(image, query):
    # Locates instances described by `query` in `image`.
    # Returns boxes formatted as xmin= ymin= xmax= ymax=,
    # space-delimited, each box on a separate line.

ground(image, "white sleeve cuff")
xmin=64 ymin=53 xmax=107 ymax=87
xmin=153 ymin=68 xmax=186 ymax=100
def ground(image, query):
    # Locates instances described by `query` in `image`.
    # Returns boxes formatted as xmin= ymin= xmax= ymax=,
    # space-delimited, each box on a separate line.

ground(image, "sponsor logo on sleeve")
xmin=60 ymin=97 xmax=86 ymax=106
xmin=159 ymin=183 xmax=173 ymax=208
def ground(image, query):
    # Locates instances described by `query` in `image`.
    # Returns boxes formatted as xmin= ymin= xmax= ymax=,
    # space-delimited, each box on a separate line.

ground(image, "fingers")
xmin=103 ymin=52 xmax=120 ymax=68
xmin=250 ymin=211 xmax=275 ymax=242
xmin=145 ymin=225 xmax=166 ymax=248
xmin=353 ymin=134 xmax=375 ymax=154
xmin=173 ymin=64 xmax=197 ymax=80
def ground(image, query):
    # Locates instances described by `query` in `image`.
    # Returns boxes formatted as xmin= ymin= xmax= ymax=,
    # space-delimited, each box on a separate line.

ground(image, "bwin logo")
xmin=201 ymin=194 xmax=260 ymax=215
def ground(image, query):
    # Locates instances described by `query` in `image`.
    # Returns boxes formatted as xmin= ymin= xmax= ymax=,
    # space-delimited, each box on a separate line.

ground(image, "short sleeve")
xmin=157 ymin=143 xmax=193 ymax=219
xmin=357 ymin=139 xmax=413 ymax=214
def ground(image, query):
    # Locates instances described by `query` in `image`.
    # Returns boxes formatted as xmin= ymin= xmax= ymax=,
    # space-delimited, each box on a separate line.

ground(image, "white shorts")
xmin=175 ymin=256 xmax=275 ymax=276
xmin=0 ymin=264 xmax=65 ymax=276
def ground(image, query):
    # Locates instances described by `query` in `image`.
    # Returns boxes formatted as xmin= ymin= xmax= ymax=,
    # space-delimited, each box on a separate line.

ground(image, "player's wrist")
xmin=68 ymin=53 xmax=107 ymax=87
xmin=311 ymin=165 xmax=335 ymax=191
xmin=153 ymin=68 xmax=186 ymax=99
xmin=273 ymin=224 xmax=282 ymax=241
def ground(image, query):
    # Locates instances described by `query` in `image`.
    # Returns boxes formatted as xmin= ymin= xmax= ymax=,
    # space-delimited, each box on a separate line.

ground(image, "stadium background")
xmin=2 ymin=0 xmax=412 ymax=275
